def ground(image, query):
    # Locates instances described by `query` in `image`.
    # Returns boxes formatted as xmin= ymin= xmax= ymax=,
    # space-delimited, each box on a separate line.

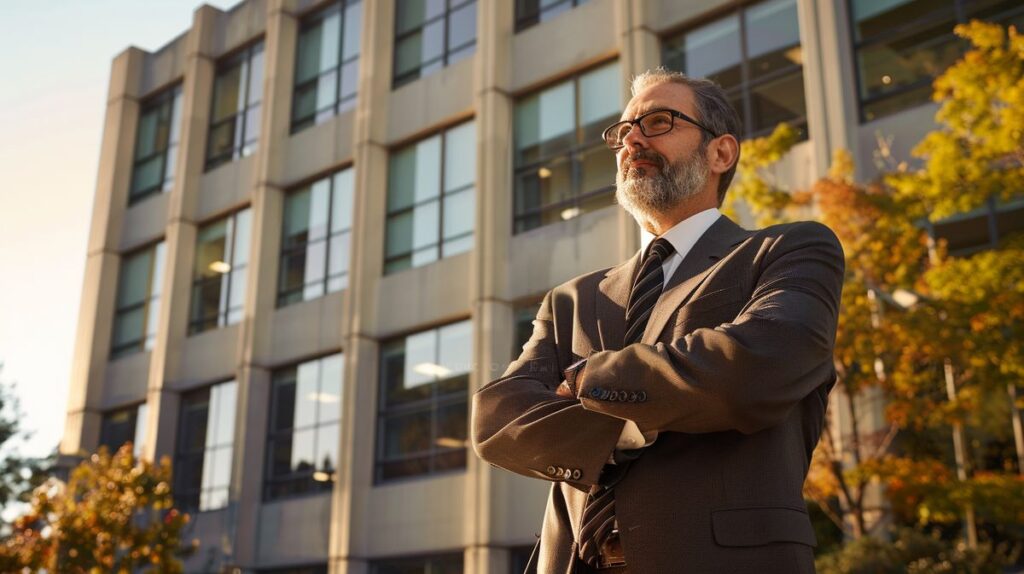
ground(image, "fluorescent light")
xmin=435 ymin=437 xmax=467 ymax=448
xmin=307 ymin=392 xmax=340 ymax=403
xmin=209 ymin=261 xmax=231 ymax=274
xmin=413 ymin=362 xmax=451 ymax=378
xmin=313 ymin=471 xmax=332 ymax=482
xmin=538 ymin=167 xmax=552 ymax=178
xmin=785 ymin=46 xmax=803 ymax=66
xmin=561 ymin=207 xmax=580 ymax=220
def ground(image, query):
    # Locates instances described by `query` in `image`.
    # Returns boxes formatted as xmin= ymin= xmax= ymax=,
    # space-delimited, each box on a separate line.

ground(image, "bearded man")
xmin=471 ymin=68 xmax=844 ymax=574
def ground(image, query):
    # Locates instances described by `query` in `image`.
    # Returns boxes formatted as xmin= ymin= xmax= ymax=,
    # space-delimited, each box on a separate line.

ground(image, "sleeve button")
xmin=546 ymin=465 xmax=556 ymax=476
xmin=590 ymin=388 xmax=602 ymax=399
xmin=637 ymin=391 xmax=647 ymax=402
xmin=572 ymin=469 xmax=582 ymax=480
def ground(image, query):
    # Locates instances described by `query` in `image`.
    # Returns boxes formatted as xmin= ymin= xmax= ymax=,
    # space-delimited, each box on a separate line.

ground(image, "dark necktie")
xmin=578 ymin=237 xmax=675 ymax=567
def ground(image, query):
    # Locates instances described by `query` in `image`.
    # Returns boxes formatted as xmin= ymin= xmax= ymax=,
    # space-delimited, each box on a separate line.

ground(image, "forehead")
xmin=621 ymin=82 xmax=698 ymax=120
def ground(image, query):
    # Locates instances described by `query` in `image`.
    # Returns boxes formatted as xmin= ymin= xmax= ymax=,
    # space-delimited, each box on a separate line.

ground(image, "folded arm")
xmin=577 ymin=221 xmax=845 ymax=435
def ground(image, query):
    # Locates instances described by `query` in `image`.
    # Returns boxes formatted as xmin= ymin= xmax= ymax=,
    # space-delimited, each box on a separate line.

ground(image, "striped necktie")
xmin=578 ymin=237 xmax=675 ymax=567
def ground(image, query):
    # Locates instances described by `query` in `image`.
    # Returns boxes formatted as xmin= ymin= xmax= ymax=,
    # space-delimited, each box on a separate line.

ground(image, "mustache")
xmin=625 ymin=151 xmax=667 ymax=171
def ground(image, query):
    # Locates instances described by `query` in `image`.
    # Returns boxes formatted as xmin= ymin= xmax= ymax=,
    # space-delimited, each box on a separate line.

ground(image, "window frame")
xmin=277 ymin=167 xmax=355 ymax=307
xmin=205 ymin=39 xmax=265 ymax=170
xmin=263 ymin=353 xmax=344 ymax=501
xmin=111 ymin=240 xmax=166 ymax=359
xmin=98 ymin=402 xmax=148 ymax=459
xmin=512 ymin=60 xmax=621 ymax=234
xmin=384 ymin=119 xmax=476 ymax=274
xmin=660 ymin=0 xmax=807 ymax=140
xmin=129 ymin=84 xmax=183 ymax=205
xmin=189 ymin=207 xmax=252 ymax=334
xmin=173 ymin=379 xmax=238 ymax=513
xmin=374 ymin=320 xmax=471 ymax=484
xmin=392 ymin=0 xmax=477 ymax=88
xmin=847 ymin=0 xmax=1024 ymax=123
xmin=291 ymin=0 xmax=363 ymax=134
xmin=514 ymin=0 xmax=587 ymax=32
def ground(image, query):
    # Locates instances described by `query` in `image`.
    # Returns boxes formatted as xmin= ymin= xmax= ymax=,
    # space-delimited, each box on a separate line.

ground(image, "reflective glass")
xmin=212 ymin=63 xmax=242 ymax=122
xmin=579 ymin=62 xmax=621 ymax=135
xmin=851 ymin=0 xmax=945 ymax=41
xmin=318 ymin=354 xmax=344 ymax=424
xmin=343 ymin=2 xmax=362 ymax=59
xmin=515 ymin=81 xmax=574 ymax=164
xmin=315 ymin=423 xmax=339 ymax=472
xmin=856 ymin=21 xmax=960 ymax=101
xmin=412 ymin=201 xmax=440 ymax=250
xmin=294 ymin=359 xmax=321 ymax=429
xmin=195 ymin=220 xmax=228 ymax=277
xmin=437 ymin=320 xmax=472 ymax=378
xmin=684 ymin=15 xmax=742 ymax=89
xmin=443 ymin=121 xmax=475 ymax=192
xmin=442 ymin=234 xmax=473 ymax=257
xmin=388 ymin=146 xmax=418 ymax=211
xmin=284 ymin=189 xmax=312 ymax=244
xmin=750 ymin=71 xmax=806 ymax=133
xmin=296 ymin=22 xmax=323 ymax=84
xmin=331 ymin=169 xmax=354 ymax=232
xmin=745 ymin=0 xmax=801 ymax=78
xmin=386 ymin=210 xmax=414 ymax=259
xmin=118 ymin=250 xmax=153 ymax=307
xmin=327 ymin=233 xmax=350 ymax=284
xmin=447 ymin=2 xmax=477 ymax=50
xmin=319 ymin=6 xmax=342 ymax=73
xmin=442 ymin=189 xmax=474 ymax=240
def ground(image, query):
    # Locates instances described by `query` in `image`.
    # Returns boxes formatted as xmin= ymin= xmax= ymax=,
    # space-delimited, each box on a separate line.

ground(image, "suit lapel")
xmin=595 ymin=250 xmax=641 ymax=351
xmin=641 ymin=215 xmax=752 ymax=344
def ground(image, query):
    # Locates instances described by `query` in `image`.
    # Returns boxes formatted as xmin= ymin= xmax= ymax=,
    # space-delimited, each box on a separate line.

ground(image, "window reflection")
xmin=174 ymin=381 xmax=237 ymax=512
xmin=207 ymin=41 xmax=264 ymax=168
xmin=393 ymin=0 xmax=477 ymax=87
xmin=129 ymin=86 xmax=182 ymax=204
xmin=189 ymin=208 xmax=251 ymax=334
xmin=293 ymin=0 xmax=362 ymax=132
xmin=99 ymin=402 xmax=148 ymax=459
xmin=112 ymin=242 xmax=166 ymax=358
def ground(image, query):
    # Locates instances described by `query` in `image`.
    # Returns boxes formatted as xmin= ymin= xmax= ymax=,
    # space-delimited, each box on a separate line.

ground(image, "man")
xmin=472 ymin=69 xmax=844 ymax=574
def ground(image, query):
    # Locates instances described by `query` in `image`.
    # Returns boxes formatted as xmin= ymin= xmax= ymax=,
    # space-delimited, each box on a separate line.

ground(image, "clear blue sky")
xmin=0 ymin=1 xmax=235 ymax=458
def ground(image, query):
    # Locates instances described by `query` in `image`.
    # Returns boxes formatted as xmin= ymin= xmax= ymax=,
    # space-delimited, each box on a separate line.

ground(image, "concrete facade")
xmin=62 ymin=0 xmax=998 ymax=571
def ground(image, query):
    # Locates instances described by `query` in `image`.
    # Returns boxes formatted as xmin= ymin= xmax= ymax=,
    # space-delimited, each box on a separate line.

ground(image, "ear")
xmin=706 ymin=134 xmax=739 ymax=176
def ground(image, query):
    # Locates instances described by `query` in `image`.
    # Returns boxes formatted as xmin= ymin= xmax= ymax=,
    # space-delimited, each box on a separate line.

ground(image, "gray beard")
xmin=615 ymin=150 xmax=710 ymax=221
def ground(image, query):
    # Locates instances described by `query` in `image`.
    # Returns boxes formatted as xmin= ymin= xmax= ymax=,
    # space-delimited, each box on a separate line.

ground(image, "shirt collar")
xmin=639 ymin=207 xmax=722 ymax=260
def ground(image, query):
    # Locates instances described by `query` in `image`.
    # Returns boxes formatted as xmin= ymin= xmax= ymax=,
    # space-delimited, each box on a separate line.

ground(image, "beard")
xmin=615 ymin=147 xmax=710 ymax=221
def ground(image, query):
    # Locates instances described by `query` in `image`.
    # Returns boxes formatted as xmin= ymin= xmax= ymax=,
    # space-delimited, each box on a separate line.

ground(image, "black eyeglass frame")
xmin=602 ymin=108 xmax=718 ymax=150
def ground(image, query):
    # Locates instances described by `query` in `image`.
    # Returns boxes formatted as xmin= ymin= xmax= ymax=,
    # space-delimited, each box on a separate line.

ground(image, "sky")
xmin=0 ymin=1 xmax=235 ymax=459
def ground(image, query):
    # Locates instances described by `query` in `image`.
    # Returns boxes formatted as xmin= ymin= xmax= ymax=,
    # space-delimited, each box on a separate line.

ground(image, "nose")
xmin=621 ymin=121 xmax=648 ymax=153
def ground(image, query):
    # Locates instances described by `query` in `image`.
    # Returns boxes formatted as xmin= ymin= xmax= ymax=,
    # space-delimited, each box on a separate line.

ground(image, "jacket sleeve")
xmin=576 ymin=221 xmax=845 ymax=435
xmin=471 ymin=289 xmax=626 ymax=488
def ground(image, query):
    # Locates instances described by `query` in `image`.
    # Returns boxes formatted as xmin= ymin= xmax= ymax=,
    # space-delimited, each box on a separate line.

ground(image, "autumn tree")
xmin=0 ymin=444 xmax=194 ymax=572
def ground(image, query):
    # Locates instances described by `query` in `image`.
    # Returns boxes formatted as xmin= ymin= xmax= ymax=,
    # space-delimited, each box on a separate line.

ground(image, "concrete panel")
xmin=267 ymin=291 xmax=346 ymax=366
xmin=364 ymin=473 xmax=467 ymax=556
xmin=258 ymin=494 xmax=332 ymax=565
xmin=174 ymin=325 xmax=241 ymax=389
xmin=141 ymin=33 xmax=189 ymax=95
xmin=644 ymin=0 xmax=731 ymax=33
xmin=374 ymin=252 xmax=473 ymax=337
xmin=856 ymin=103 xmax=938 ymax=181
xmin=281 ymin=111 xmax=357 ymax=185
xmin=181 ymin=509 xmax=232 ymax=573
xmin=103 ymin=351 xmax=150 ymax=408
xmin=215 ymin=0 xmax=268 ymax=57
xmin=198 ymin=156 xmax=256 ymax=220
xmin=120 ymin=193 xmax=168 ymax=251
xmin=489 ymin=473 xmax=549 ymax=545
xmin=510 ymin=0 xmax=616 ymax=93
xmin=505 ymin=204 xmax=623 ymax=301
xmin=387 ymin=57 xmax=475 ymax=145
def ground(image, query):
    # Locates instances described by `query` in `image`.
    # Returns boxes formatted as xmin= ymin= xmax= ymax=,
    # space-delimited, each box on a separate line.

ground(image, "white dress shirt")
xmin=612 ymin=207 xmax=722 ymax=454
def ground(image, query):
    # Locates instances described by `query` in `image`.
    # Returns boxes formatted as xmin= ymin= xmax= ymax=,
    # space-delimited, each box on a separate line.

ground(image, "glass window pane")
xmin=272 ymin=374 xmax=297 ymax=431
xmin=442 ymin=188 xmax=474 ymax=240
xmin=436 ymin=399 xmax=468 ymax=448
xmin=290 ymin=428 xmax=316 ymax=473
xmin=113 ymin=307 xmax=145 ymax=349
xmin=515 ymin=82 xmax=575 ymax=164
xmin=316 ymin=70 xmax=339 ymax=112
xmin=293 ymin=82 xmax=318 ymax=125
xmin=343 ymin=2 xmax=362 ymax=59
xmin=247 ymin=43 xmax=264 ymax=104
xmin=119 ymin=250 xmax=154 ymax=307
xmin=135 ymin=109 xmax=159 ymax=160
xmin=284 ymin=189 xmax=312 ymax=244
xmin=210 ymin=381 xmax=237 ymax=448
xmin=514 ymin=156 xmax=572 ymax=215
xmin=315 ymin=423 xmax=339 ymax=472
xmin=437 ymin=320 xmax=472 ymax=379
xmin=134 ymin=403 xmax=149 ymax=458
xmin=295 ymin=360 xmax=320 ymax=429
xmin=443 ymin=121 xmax=475 ymax=192
xmin=684 ymin=15 xmax=742 ymax=90
xmin=319 ymin=6 xmax=342 ymax=73
xmin=750 ymin=70 xmax=806 ymax=133
xmin=386 ymin=211 xmax=414 ymax=258
xmin=404 ymin=330 xmax=438 ymax=392
xmin=856 ymin=21 xmax=960 ymax=102
xmin=331 ymin=169 xmax=355 ymax=232
xmin=414 ymin=136 xmax=442 ymax=202
xmin=441 ymin=234 xmax=473 ymax=257
xmin=447 ymin=2 xmax=477 ymax=50
xmin=296 ymin=22 xmax=323 ymax=84
xmin=303 ymin=240 xmax=327 ymax=292
xmin=131 ymin=156 xmax=164 ymax=196
xmin=279 ymin=250 xmax=307 ymax=298
xmin=327 ymin=233 xmax=350 ymax=281
xmin=227 ymin=268 xmax=246 ymax=324
xmin=212 ymin=64 xmax=243 ymax=123
xmin=397 ymin=0 xmax=446 ymax=35
xmin=318 ymin=354 xmax=344 ymax=424
xmin=579 ymin=62 xmax=621 ymax=133
xmin=340 ymin=59 xmax=359 ymax=101
xmin=383 ymin=410 xmax=433 ymax=456
xmin=851 ymin=0 xmax=946 ymax=42
xmin=308 ymin=178 xmax=331 ymax=241
xmin=232 ymin=208 xmax=252 ymax=265
xmin=151 ymin=242 xmax=166 ymax=298
xmin=388 ymin=146 xmax=417 ymax=212
xmin=745 ymin=0 xmax=800 ymax=62
xmin=168 ymin=89 xmax=183 ymax=146
xmin=243 ymin=105 xmax=261 ymax=153
xmin=412 ymin=201 xmax=439 ymax=250
xmin=190 ymin=279 xmax=222 ymax=329
xmin=580 ymin=145 xmax=616 ymax=195
xmin=179 ymin=393 xmax=210 ymax=452
xmin=207 ymin=119 xmax=236 ymax=164
xmin=395 ymin=32 xmax=425 ymax=79
xmin=195 ymin=219 xmax=229 ymax=277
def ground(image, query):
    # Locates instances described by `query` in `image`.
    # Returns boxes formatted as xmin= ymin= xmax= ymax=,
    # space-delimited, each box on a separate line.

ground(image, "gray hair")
xmin=630 ymin=68 xmax=742 ymax=205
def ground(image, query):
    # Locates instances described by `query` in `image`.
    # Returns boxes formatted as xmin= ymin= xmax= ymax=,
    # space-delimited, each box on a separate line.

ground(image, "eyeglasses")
xmin=602 ymin=108 xmax=718 ymax=150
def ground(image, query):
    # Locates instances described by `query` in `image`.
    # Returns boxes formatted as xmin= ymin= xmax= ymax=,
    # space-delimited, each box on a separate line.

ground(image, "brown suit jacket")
xmin=472 ymin=215 xmax=845 ymax=574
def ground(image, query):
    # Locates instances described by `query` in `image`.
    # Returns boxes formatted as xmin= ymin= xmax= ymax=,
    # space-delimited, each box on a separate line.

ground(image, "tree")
xmin=0 ymin=363 xmax=52 ymax=521
xmin=0 ymin=444 xmax=195 ymax=572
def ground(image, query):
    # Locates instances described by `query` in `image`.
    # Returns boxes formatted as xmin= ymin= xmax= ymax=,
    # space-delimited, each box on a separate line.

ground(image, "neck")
xmin=637 ymin=194 xmax=718 ymax=236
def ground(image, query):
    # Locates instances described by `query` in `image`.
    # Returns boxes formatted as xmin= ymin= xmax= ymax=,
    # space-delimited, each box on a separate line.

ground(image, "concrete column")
xmin=61 ymin=48 xmax=146 ymax=459
xmin=796 ymin=0 xmax=833 ymax=180
xmin=144 ymin=5 xmax=219 ymax=463
xmin=814 ymin=0 xmax=859 ymax=169
xmin=232 ymin=0 xmax=297 ymax=567
xmin=331 ymin=2 xmax=395 ymax=571
xmin=465 ymin=2 xmax=515 ymax=573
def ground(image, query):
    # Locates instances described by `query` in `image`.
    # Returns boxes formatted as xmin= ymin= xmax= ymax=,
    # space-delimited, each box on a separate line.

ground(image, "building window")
xmin=385 ymin=121 xmax=475 ymax=274
xmin=850 ymin=0 xmax=1023 ymax=122
xmin=510 ymin=545 xmax=539 ymax=574
xmin=393 ymin=0 xmax=477 ymax=88
xmin=376 ymin=320 xmax=471 ymax=483
xmin=278 ymin=168 xmax=355 ymax=306
xmin=129 ymin=86 xmax=183 ymax=204
xmin=515 ymin=0 xmax=587 ymax=31
xmin=513 ymin=61 xmax=621 ymax=234
xmin=111 ymin=242 xmax=166 ymax=358
xmin=930 ymin=198 xmax=1024 ymax=257
xmin=370 ymin=553 xmax=464 ymax=574
xmin=99 ymin=403 xmax=148 ymax=459
xmin=174 ymin=380 xmax=237 ymax=512
xmin=663 ymin=0 xmax=805 ymax=139
xmin=190 ymin=208 xmax=252 ymax=334
xmin=258 ymin=567 xmax=327 ymax=574
xmin=207 ymin=41 xmax=264 ymax=169
xmin=265 ymin=354 xmax=344 ymax=500
xmin=292 ymin=0 xmax=362 ymax=133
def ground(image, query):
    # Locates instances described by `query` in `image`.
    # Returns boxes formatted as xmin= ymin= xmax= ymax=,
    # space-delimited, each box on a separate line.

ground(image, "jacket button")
xmin=546 ymin=465 xmax=556 ymax=476
xmin=637 ymin=391 xmax=647 ymax=402
xmin=608 ymin=390 xmax=619 ymax=401
xmin=628 ymin=391 xmax=638 ymax=402
xmin=590 ymin=388 xmax=602 ymax=399
xmin=556 ymin=467 xmax=566 ymax=478
xmin=600 ymin=390 xmax=611 ymax=400
xmin=571 ymin=469 xmax=582 ymax=480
